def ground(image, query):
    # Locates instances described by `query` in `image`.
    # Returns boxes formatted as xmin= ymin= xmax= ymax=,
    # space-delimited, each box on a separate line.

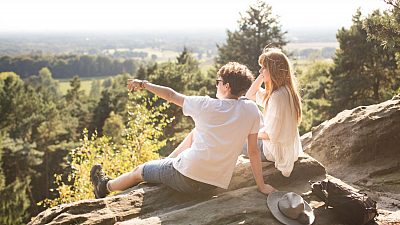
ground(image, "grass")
xmin=285 ymin=42 xmax=339 ymax=51
xmin=57 ymin=75 xmax=115 ymax=95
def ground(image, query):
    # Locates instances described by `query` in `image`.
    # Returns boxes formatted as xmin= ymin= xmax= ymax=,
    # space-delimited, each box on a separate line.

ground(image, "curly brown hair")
xmin=217 ymin=62 xmax=254 ymax=97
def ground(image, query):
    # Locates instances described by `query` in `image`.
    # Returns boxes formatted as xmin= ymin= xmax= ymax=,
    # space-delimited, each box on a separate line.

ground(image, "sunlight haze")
xmin=0 ymin=0 xmax=391 ymax=33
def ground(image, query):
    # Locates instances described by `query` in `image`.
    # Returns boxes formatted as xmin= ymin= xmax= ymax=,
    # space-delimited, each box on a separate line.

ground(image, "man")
xmin=90 ymin=62 xmax=277 ymax=198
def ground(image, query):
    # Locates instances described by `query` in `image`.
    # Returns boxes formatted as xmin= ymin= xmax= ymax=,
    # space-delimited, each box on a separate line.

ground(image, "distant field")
xmin=57 ymin=43 xmax=338 ymax=95
xmin=58 ymin=75 xmax=115 ymax=95
xmin=57 ymin=64 xmax=216 ymax=95
xmin=285 ymin=42 xmax=339 ymax=51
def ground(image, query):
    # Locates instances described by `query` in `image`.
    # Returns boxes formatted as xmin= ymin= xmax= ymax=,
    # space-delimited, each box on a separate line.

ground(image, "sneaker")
xmin=90 ymin=164 xmax=112 ymax=198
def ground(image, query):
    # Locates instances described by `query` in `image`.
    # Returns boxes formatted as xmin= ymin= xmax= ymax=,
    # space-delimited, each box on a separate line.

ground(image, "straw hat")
xmin=267 ymin=191 xmax=315 ymax=225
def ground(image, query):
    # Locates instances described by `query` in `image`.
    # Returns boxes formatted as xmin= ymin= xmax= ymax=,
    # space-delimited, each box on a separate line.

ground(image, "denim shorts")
xmin=241 ymin=139 xmax=269 ymax=162
xmin=141 ymin=157 xmax=216 ymax=194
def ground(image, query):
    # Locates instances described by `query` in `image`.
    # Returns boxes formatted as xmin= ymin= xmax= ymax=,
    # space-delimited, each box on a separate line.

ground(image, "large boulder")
xmin=29 ymin=155 xmax=327 ymax=225
xmin=302 ymin=94 xmax=400 ymax=168
xmin=302 ymin=94 xmax=400 ymax=215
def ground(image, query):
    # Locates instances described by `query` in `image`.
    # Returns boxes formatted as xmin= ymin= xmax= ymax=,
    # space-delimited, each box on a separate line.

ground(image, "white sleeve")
xmin=182 ymin=96 xmax=210 ymax=119
xmin=249 ymin=105 xmax=264 ymax=134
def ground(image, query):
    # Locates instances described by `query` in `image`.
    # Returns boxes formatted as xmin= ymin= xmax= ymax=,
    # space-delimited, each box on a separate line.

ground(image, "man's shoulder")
xmin=240 ymin=98 xmax=259 ymax=107
xmin=184 ymin=95 xmax=212 ymax=104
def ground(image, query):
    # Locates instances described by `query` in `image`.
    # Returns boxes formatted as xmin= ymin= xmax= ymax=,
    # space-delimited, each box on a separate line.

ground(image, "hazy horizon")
xmin=1 ymin=0 xmax=391 ymax=33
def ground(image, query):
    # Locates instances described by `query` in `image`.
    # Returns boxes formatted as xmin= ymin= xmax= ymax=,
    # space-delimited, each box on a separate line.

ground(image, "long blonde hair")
xmin=259 ymin=48 xmax=302 ymax=124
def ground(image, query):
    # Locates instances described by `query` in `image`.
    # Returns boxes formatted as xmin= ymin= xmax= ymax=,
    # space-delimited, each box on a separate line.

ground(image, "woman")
xmin=243 ymin=48 xmax=303 ymax=177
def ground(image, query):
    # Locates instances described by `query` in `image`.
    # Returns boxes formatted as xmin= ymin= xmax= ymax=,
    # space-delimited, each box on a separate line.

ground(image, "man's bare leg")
xmin=107 ymin=129 xmax=195 ymax=192
xmin=107 ymin=165 xmax=144 ymax=192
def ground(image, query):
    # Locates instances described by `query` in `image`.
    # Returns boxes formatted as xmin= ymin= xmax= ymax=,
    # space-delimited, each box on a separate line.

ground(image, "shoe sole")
xmin=90 ymin=164 xmax=102 ymax=198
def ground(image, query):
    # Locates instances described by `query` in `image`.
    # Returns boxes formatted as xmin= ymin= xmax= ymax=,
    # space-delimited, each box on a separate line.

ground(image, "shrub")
xmin=39 ymin=92 xmax=172 ymax=208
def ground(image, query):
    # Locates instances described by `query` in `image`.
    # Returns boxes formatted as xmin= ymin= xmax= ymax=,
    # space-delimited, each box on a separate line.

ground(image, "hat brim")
xmin=267 ymin=191 xmax=315 ymax=225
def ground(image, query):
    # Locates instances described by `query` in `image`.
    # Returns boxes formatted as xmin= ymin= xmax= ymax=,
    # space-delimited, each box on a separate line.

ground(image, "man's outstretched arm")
xmin=128 ymin=79 xmax=185 ymax=107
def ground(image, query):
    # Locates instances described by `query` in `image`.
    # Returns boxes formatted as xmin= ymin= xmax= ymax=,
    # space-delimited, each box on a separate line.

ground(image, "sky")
xmin=0 ymin=0 xmax=392 ymax=33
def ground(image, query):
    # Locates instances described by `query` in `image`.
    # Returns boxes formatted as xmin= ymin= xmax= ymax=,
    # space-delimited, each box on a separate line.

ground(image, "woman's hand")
xmin=257 ymin=131 xmax=270 ymax=140
xmin=244 ymin=74 xmax=264 ymax=101
xmin=258 ymin=184 xmax=278 ymax=195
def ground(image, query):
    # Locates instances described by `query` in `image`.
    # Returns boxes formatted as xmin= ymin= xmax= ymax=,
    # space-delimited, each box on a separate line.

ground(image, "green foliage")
xmin=1 ymin=71 xmax=84 ymax=219
xmin=299 ymin=61 xmax=333 ymax=134
xmin=364 ymin=1 xmax=400 ymax=57
xmin=26 ymin=67 xmax=62 ymax=97
xmin=89 ymin=74 xmax=133 ymax=136
xmin=39 ymin=93 xmax=171 ymax=208
xmin=216 ymin=0 xmax=288 ymax=75
xmin=0 ymin=144 xmax=31 ymax=225
xmin=102 ymin=111 xmax=124 ymax=143
xmin=0 ymin=177 xmax=31 ymax=225
xmin=330 ymin=9 xmax=399 ymax=115
xmin=0 ymin=54 xmax=138 ymax=79
xmin=65 ymin=75 xmax=85 ymax=102
xmin=0 ymin=72 xmax=43 ymax=138
xmin=89 ymin=79 xmax=101 ymax=99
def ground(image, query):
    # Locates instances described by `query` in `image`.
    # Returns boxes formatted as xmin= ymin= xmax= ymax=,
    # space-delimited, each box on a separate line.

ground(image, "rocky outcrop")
xmin=302 ymin=94 xmax=400 ymax=167
xmin=302 ymin=94 xmax=400 ymax=220
xmin=30 ymin=155 xmax=327 ymax=225
xmin=29 ymin=94 xmax=400 ymax=224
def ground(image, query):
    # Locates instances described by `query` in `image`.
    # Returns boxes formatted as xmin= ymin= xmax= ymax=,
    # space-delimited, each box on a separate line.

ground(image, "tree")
xmin=330 ymin=9 xmax=399 ymax=115
xmin=39 ymin=67 xmax=61 ymax=97
xmin=0 ymin=72 xmax=43 ymax=139
xmin=65 ymin=75 xmax=85 ymax=102
xmin=102 ymin=77 xmax=112 ymax=88
xmin=40 ymin=94 xmax=170 ymax=208
xmin=364 ymin=0 xmax=400 ymax=60
xmin=364 ymin=0 xmax=400 ymax=92
xmin=216 ymin=0 xmax=288 ymax=75
xmin=90 ymin=74 xmax=131 ymax=137
xmin=0 ymin=146 xmax=31 ymax=225
xmin=26 ymin=67 xmax=62 ymax=98
xmin=0 ymin=133 xmax=31 ymax=225
xmin=122 ymin=59 xmax=137 ymax=75
xmin=299 ymin=61 xmax=333 ymax=134
xmin=135 ymin=65 xmax=147 ymax=80
xmin=64 ymin=75 xmax=91 ymax=141
xmin=89 ymin=79 xmax=101 ymax=99
xmin=102 ymin=111 xmax=124 ymax=143
xmin=33 ymin=101 xmax=68 ymax=199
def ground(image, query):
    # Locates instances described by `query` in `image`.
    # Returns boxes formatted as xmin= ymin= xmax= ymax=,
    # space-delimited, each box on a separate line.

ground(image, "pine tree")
xmin=330 ymin=9 xmax=398 ymax=115
xmin=89 ymin=79 xmax=101 ymax=99
xmin=216 ymin=0 xmax=288 ymax=75
xmin=364 ymin=0 xmax=400 ymax=59
xmin=0 ymin=141 xmax=31 ymax=225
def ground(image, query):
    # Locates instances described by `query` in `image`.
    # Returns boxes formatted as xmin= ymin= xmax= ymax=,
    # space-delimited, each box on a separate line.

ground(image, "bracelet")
xmin=140 ymin=80 xmax=148 ymax=89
